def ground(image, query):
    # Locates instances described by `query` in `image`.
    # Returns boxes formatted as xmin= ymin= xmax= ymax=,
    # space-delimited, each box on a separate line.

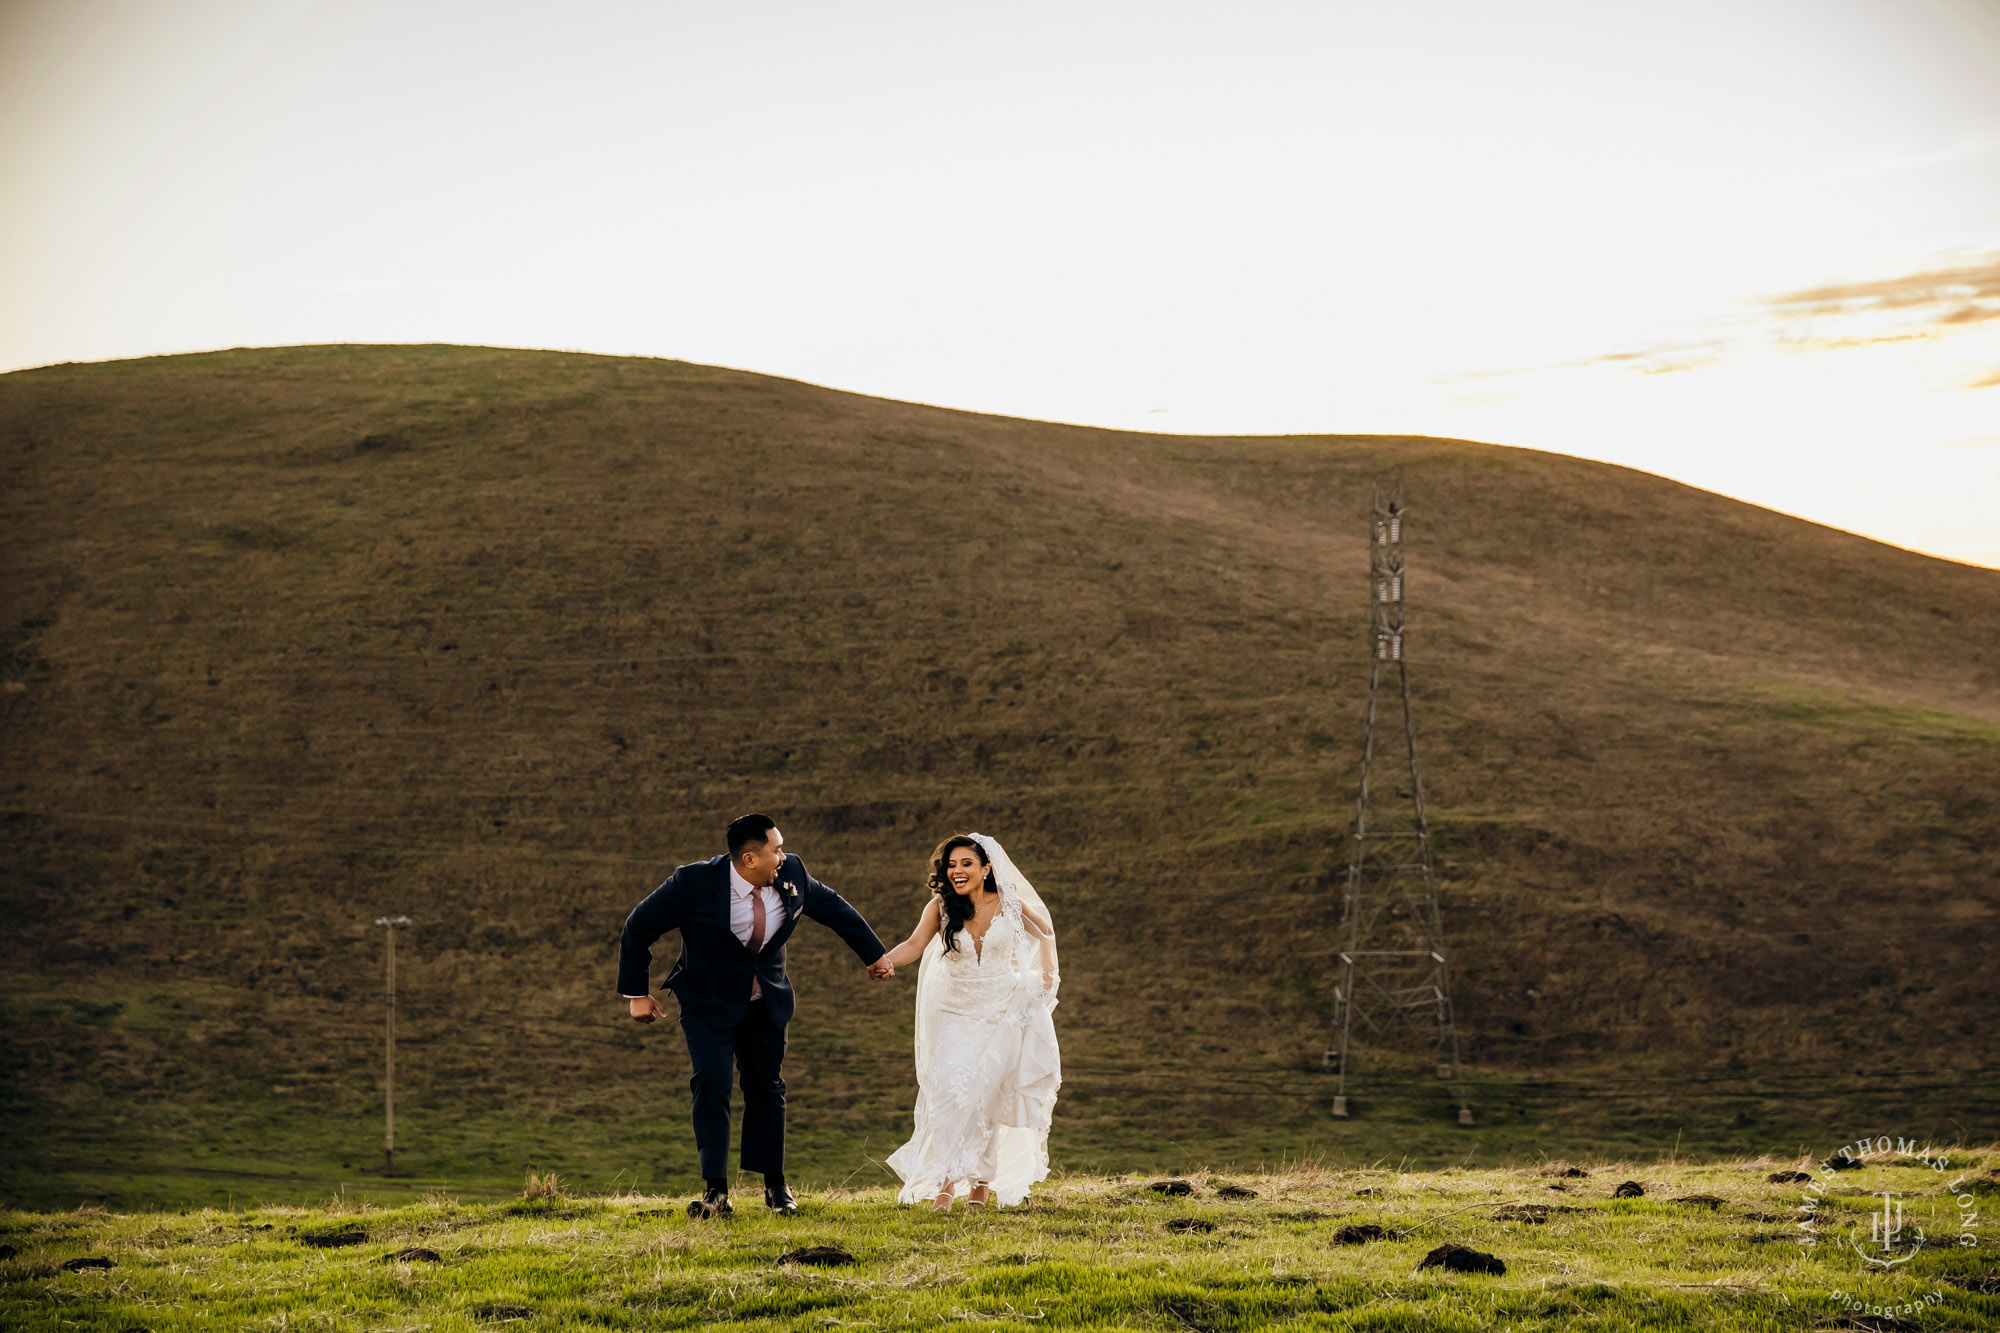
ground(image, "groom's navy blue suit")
xmin=618 ymin=853 xmax=885 ymax=1180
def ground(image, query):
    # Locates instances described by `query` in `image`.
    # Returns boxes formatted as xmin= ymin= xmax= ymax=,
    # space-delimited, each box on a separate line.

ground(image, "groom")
xmin=618 ymin=813 xmax=891 ymax=1217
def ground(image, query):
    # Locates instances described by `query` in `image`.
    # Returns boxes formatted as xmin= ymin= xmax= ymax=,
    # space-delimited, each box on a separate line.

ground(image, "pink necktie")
xmin=747 ymin=890 xmax=767 ymax=999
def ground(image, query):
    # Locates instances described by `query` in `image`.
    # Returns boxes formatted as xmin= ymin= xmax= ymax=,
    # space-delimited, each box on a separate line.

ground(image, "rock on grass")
xmin=1418 ymin=1243 xmax=1505 ymax=1275
xmin=778 ymin=1246 xmax=856 ymax=1267
xmin=1331 ymin=1224 xmax=1387 ymax=1245
xmin=1766 ymin=1170 xmax=1812 ymax=1183
xmin=1147 ymin=1180 xmax=1196 ymax=1197
xmin=1613 ymin=1181 xmax=1645 ymax=1198
xmin=60 ymin=1256 xmax=114 ymax=1271
xmin=1215 ymin=1184 xmax=1258 ymax=1199
xmin=1167 ymin=1218 xmax=1216 ymax=1234
xmin=299 ymin=1229 xmax=366 ymax=1248
xmin=386 ymin=1247 xmax=442 ymax=1263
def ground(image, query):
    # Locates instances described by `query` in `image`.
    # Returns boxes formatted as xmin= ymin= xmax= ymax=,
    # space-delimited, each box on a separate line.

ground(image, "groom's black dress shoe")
xmin=765 ymin=1183 xmax=799 ymax=1216
xmin=687 ymin=1187 xmax=733 ymax=1219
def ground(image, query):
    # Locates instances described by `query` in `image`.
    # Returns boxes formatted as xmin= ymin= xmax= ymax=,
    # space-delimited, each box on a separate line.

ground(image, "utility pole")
xmin=375 ymin=915 xmax=413 ymax=1174
xmin=1326 ymin=482 xmax=1471 ymax=1125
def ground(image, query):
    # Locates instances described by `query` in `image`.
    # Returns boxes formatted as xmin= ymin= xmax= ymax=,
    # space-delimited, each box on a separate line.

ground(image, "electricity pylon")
xmin=1326 ymin=482 xmax=1471 ymax=1124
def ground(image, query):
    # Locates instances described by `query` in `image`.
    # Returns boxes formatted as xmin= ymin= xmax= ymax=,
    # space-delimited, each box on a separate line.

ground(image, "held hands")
xmin=628 ymin=995 xmax=667 ymax=1024
xmin=867 ymin=958 xmax=896 ymax=981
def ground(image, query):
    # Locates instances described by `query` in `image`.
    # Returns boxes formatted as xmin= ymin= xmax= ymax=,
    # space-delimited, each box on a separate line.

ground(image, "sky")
xmin=3 ymin=0 xmax=1997 ymax=566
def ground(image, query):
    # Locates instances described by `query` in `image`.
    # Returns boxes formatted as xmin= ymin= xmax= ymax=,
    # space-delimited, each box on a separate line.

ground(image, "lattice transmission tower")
xmin=1326 ymin=482 xmax=1472 ymax=1124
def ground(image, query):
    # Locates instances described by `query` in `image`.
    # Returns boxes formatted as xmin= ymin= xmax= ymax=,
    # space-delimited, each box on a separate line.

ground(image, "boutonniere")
xmin=779 ymin=880 xmax=801 ymax=907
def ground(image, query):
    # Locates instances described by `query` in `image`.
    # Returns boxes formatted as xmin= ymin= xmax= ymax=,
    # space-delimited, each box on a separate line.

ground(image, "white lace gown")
xmin=885 ymin=911 xmax=1062 ymax=1205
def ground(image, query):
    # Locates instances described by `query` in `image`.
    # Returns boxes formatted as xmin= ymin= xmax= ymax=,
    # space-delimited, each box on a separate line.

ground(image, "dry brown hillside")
xmin=2 ymin=344 xmax=1995 ymax=1204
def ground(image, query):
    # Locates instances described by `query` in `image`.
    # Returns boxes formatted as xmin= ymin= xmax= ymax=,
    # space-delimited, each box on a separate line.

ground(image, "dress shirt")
xmin=727 ymin=861 xmax=785 ymax=949
xmin=729 ymin=861 xmax=784 ymax=999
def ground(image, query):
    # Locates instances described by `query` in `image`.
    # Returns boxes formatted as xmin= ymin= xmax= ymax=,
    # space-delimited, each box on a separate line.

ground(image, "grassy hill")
xmin=5 ymin=1154 xmax=1997 ymax=1332
xmin=2 ymin=344 xmax=1997 ymax=1211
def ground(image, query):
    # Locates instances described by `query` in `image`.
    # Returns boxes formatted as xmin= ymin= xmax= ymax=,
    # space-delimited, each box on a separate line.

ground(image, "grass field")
xmin=2 ymin=344 xmax=1997 ymax=1212
xmin=5 ymin=1151 xmax=1996 ymax=1331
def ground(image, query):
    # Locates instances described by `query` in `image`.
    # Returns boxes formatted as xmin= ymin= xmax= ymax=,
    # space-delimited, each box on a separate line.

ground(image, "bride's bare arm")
xmin=1020 ymin=900 xmax=1053 ymax=935
xmin=879 ymin=897 xmax=942 ymax=969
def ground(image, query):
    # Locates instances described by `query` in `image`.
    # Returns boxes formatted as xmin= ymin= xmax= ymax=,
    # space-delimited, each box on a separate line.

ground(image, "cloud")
xmin=1436 ymin=250 xmax=2000 ymax=389
xmin=1431 ymin=339 xmax=1727 ymax=384
xmin=1760 ymin=254 xmax=2000 ymax=346
xmin=1620 ymin=346 xmax=1729 ymax=375
xmin=1764 ymin=256 xmax=2000 ymax=314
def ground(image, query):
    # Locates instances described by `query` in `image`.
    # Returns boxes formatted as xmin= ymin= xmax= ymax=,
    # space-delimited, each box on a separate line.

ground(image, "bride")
xmin=878 ymin=833 xmax=1060 ymax=1211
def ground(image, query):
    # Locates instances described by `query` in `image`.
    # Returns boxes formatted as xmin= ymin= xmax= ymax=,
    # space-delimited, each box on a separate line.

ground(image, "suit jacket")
xmin=617 ymin=852 xmax=886 ymax=1030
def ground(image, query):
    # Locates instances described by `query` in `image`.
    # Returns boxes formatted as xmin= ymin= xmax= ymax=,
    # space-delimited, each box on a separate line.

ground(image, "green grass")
xmin=12 ymin=1065 xmax=1940 ymax=1215
xmin=1746 ymin=681 xmax=2000 ymax=744
xmin=5 ymin=1154 xmax=1997 ymax=1331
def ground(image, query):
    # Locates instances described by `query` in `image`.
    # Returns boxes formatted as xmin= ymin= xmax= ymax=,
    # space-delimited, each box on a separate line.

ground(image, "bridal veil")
xmin=887 ymin=833 xmax=1061 ymax=1205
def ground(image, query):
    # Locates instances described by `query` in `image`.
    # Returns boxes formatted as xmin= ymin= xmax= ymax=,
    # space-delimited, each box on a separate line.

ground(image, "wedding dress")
xmin=885 ymin=834 xmax=1060 ymax=1206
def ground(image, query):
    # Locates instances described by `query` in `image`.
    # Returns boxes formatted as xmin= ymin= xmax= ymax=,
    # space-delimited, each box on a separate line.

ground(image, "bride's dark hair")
xmin=926 ymin=834 xmax=995 ymax=955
